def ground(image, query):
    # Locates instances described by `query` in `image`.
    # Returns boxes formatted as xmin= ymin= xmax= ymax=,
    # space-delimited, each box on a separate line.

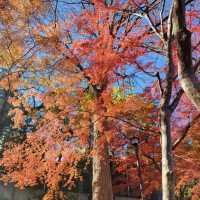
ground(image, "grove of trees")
xmin=0 ymin=0 xmax=200 ymax=200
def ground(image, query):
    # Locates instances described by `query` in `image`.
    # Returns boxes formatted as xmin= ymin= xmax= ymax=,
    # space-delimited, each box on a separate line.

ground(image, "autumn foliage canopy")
xmin=0 ymin=0 xmax=200 ymax=200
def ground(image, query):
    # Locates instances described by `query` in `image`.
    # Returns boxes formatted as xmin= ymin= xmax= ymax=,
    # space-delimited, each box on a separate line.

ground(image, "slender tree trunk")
xmin=92 ymin=114 xmax=113 ymax=200
xmin=160 ymin=35 xmax=175 ymax=200
xmin=134 ymin=144 xmax=144 ymax=200
xmin=0 ymin=90 xmax=9 ymax=130
xmin=160 ymin=107 xmax=175 ymax=200
xmin=172 ymin=0 xmax=200 ymax=112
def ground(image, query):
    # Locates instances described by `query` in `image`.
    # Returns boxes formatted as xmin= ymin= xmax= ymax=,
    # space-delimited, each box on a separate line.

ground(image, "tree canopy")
xmin=0 ymin=1 xmax=200 ymax=200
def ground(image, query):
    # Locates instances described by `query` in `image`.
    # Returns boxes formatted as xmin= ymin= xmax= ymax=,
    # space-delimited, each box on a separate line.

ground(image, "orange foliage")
xmin=0 ymin=0 xmax=200 ymax=199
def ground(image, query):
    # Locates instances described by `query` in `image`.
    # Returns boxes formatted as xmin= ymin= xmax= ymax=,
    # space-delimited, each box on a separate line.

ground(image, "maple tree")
xmin=0 ymin=1 xmax=200 ymax=200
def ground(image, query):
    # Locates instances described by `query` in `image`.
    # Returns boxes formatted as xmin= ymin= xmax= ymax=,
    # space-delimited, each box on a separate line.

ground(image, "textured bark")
xmin=75 ymin=61 xmax=113 ymax=200
xmin=92 ymin=114 xmax=113 ymax=200
xmin=172 ymin=0 xmax=200 ymax=112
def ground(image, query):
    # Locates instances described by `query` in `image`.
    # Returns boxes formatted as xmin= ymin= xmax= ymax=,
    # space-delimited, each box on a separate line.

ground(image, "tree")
xmin=0 ymin=1 xmax=200 ymax=200
xmin=175 ymin=114 xmax=200 ymax=200
xmin=118 ymin=1 xmax=200 ymax=199
xmin=172 ymin=0 xmax=200 ymax=112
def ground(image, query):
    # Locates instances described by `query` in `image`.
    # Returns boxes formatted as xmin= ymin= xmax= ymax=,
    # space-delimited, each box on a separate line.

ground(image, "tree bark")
xmin=92 ymin=114 xmax=113 ymax=200
xmin=76 ymin=59 xmax=113 ymax=200
xmin=172 ymin=0 xmax=200 ymax=112
xmin=160 ymin=34 xmax=175 ymax=200
xmin=134 ymin=144 xmax=144 ymax=200
xmin=160 ymin=107 xmax=175 ymax=200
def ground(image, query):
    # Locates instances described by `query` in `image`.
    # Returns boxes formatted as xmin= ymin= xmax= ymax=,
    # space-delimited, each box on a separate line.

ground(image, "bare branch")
xmin=156 ymin=72 xmax=164 ymax=95
xmin=144 ymin=13 xmax=166 ymax=44
xmin=167 ymin=2 xmax=174 ymax=40
xmin=54 ymin=0 xmax=59 ymax=28
xmin=172 ymin=114 xmax=200 ymax=150
xmin=193 ymin=59 xmax=200 ymax=74
xmin=159 ymin=0 xmax=166 ymax=37
xmin=143 ymin=153 xmax=161 ymax=172
xmin=169 ymin=89 xmax=184 ymax=113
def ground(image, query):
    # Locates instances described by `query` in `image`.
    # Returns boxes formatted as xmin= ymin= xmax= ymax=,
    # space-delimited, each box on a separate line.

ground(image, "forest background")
xmin=0 ymin=0 xmax=200 ymax=200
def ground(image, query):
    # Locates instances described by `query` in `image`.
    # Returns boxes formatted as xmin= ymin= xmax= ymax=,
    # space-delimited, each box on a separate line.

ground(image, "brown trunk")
xmin=172 ymin=0 xmax=200 ymax=112
xmin=92 ymin=114 xmax=113 ymax=200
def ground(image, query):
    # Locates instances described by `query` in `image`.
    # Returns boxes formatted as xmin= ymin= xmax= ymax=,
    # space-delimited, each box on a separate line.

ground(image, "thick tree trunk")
xmin=172 ymin=0 xmax=200 ymax=112
xmin=160 ymin=108 xmax=175 ymax=200
xmin=92 ymin=114 xmax=113 ymax=200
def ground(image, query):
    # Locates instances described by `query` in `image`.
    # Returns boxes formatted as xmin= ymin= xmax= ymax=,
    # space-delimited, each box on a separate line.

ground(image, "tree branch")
xmin=172 ymin=114 xmax=200 ymax=150
xmin=169 ymin=89 xmax=184 ymax=113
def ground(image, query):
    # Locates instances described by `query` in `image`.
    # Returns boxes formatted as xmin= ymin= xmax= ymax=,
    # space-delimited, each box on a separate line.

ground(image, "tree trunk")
xmin=178 ymin=71 xmax=200 ymax=112
xmin=134 ymin=144 xmax=144 ymax=200
xmin=160 ymin=107 xmax=175 ymax=200
xmin=172 ymin=0 xmax=200 ymax=112
xmin=160 ymin=37 xmax=175 ymax=200
xmin=92 ymin=114 xmax=113 ymax=200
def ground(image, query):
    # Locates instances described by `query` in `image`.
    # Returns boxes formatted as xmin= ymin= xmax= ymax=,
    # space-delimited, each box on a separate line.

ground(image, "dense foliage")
xmin=0 ymin=0 xmax=200 ymax=200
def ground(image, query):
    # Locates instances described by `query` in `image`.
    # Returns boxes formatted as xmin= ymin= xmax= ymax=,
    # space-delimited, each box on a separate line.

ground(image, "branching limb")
xmin=159 ymin=0 xmax=166 ymax=38
xmin=172 ymin=114 xmax=200 ymax=150
xmin=156 ymin=72 xmax=164 ymax=95
xmin=169 ymin=89 xmax=184 ymax=113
